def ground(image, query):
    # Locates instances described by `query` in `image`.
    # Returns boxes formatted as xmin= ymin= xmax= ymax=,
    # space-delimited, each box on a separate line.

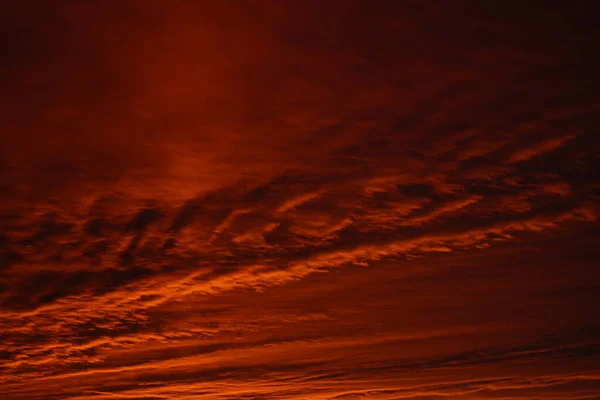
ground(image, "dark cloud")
xmin=125 ymin=208 xmax=162 ymax=232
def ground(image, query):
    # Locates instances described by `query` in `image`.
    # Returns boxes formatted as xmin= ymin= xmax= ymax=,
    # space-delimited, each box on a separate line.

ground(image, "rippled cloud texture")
xmin=1 ymin=1 xmax=599 ymax=399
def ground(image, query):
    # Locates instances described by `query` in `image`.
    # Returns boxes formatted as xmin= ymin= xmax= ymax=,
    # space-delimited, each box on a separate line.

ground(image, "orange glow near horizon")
xmin=1 ymin=1 xmax=599 ymax=399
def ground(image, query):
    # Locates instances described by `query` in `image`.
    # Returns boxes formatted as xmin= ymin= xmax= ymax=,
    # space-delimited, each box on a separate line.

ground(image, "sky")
xmin=1 ymin=1 xmax=599 ymax=399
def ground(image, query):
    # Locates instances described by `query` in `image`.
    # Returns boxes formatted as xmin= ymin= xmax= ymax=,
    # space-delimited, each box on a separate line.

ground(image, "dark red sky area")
xmin=1 ymin=1 xmax=599 ymax=399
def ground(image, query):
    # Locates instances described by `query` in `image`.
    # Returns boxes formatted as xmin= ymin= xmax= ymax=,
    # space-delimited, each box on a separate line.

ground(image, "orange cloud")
xmin=1 ymin=1 xmax=599 ymax=399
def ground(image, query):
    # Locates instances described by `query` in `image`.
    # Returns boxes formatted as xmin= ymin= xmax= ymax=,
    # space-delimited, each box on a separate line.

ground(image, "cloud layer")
xmin=1 ymin=1 xmax=599 ymax=399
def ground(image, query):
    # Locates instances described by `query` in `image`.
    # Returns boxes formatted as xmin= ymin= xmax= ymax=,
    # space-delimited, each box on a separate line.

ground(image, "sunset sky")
xmin=1 ymin=1 xmax=599 ymax=399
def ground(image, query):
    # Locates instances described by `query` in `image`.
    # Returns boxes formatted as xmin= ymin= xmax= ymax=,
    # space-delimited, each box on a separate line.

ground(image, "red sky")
xmin=1 ymin=1 xmax=599 ymax=399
